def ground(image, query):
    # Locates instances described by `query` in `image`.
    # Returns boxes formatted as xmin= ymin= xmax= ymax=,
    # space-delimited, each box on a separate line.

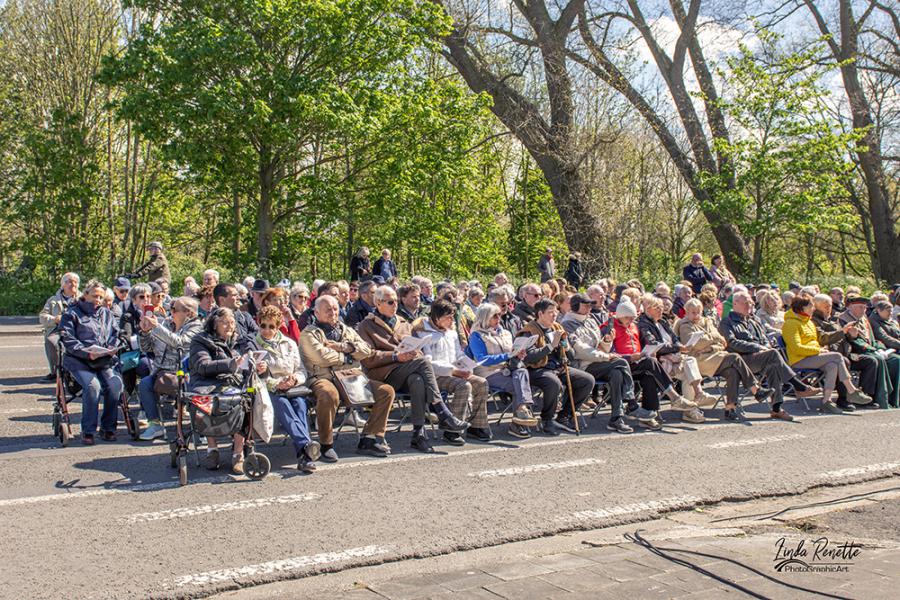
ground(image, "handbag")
xmin=119 ymin=350 xmax=141 ymax=372
xmin=153 ymin=370 xmax=181 ymax=396
xmin=251 ymin=374 xmax=275 ymax=443
xmin=332 ymin=368 xmax=375 ymax=407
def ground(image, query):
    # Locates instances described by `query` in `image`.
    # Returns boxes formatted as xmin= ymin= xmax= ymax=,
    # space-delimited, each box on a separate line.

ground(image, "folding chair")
xmin=775 ymin=335 xmax=822 ymax=412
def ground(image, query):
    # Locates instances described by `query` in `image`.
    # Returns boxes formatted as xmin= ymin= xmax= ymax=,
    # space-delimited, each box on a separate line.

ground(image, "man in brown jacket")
xmin=357 ymin=285 xmax=469 ymax=453
xmin=298 ymin=295 xmax=394 ymax=460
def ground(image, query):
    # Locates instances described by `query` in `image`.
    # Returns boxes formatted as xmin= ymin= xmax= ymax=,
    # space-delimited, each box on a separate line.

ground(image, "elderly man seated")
xmin=720 ymin=291 xmax=820 ymax=421
xmin=838 ymin=296 xmax=899 ymax=409
xmin=488 ymin=287 xmax=522 ymax=336
xmin=357 ymin=285 xmax=468 ymax=453
xmin=137 ymin=297 xmax=202 ymax=440
xmin=298 ymin=295 xmax=395 ymax=460
xmin=414 ymin=299 xmax=492 ymax=444
xmin=346 ymin=280 xmax=377 ymax=328
xmin=39 ymin=272 xmax=80 ymax=380
xmin=560 ymin=293 xmax=637 ymax=433
xmin=513 ymin=283 xmax=543 ymax=324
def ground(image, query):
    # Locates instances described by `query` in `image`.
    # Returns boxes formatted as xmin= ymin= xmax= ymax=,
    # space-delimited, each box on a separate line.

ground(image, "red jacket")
xmin=612 ymin=319 xmax=641 ymax=355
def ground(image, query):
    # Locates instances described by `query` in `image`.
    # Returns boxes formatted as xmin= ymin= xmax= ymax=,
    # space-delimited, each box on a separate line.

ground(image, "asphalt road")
xmin=1 ymin=333 xmax=899 ymax=599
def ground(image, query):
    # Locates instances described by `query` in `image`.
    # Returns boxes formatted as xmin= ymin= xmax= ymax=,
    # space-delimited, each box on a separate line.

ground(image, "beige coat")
xmin=675 ymin=316 xmax=729 ymax=377
xmin=298 ymin=323 xmax=373 ymax=384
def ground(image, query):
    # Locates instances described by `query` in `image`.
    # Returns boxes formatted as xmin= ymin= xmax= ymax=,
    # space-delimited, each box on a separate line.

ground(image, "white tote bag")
xmin=251 ymin=375 xmax=275 ymax=443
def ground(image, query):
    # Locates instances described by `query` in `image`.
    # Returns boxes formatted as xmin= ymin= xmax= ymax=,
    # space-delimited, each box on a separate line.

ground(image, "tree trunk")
xmin=232 ymin=188 xmax=241 ymax=258
xmin=257 ymin=151 xmax=276 ymax=277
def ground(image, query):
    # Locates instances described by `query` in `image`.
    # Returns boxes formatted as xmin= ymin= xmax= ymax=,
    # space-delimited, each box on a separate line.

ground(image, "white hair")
xmin=374 ymin=285 xmax=397 ymax=302
xmin=203 ymin=268 xmax=219 ymax=280
xmin=61 ymin=272 xmax=80 ymax=286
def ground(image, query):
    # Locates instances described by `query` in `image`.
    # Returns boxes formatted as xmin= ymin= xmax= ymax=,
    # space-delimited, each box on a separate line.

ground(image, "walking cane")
xmin=560 ymin=335 xmax=580 ymax=435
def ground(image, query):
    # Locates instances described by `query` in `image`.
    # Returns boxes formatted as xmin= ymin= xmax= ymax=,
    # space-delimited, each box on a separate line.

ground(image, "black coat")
xmin=349 ymin=256 xmax=371 ymax=282
xmin=188 ymin=332 xmax=246 ymax=391
xmin=564 ymin=258 xmax=584 ymax=287
xmin=636 ymin=314 xmax=680 ymax=357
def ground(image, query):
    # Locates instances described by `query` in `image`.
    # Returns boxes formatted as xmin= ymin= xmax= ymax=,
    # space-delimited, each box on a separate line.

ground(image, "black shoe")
xmin=606 ymin=419 xmax=633 ymax=434
xmin=540 ymin=419 xmax=560 ymax=437
xmin=43 ymin=373 xmax=56 ymax=382
xmin=357 ymin=437 xmax=388 ymax=457
xmin=754 ymin=386 xmax=775 ymax=403
xmin=443 ymin=431 xmax=465 ymax=446
xmin=438 ymin=415 xmax=469 ymax=433
xmin=508 ymin=423 xmax=531 ymax=439
xmin=466 ymin=426 xmax=493 ymax=442
xmin=297 ymin=455 xmax=317 ymax=472
xmin=724 ymin=408 xmax=744 ymax=421
xmin=554 ymin=415 xmax=577 ymax=433
xmin=836 ymin=400 xmax=856 ymax=412
xmin=411 ymin=434 xmax=434 ymax=453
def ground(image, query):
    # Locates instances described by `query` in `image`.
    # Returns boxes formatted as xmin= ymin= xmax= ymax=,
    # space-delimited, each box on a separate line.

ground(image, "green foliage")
xmin=507 ymin=165 xmax=568 ymax=280
xmin=698 ymin=30 xmax=862 ymax=279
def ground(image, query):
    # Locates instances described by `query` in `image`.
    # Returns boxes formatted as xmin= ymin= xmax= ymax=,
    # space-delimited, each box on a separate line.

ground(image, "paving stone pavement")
xmin=336 ymin=533 xmax=899 ymax=600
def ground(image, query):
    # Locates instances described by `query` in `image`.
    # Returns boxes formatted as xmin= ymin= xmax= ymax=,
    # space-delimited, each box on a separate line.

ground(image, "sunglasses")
xmin=259 ymin=323 xmax=278 ymax=330
xmin=381 ymin=299 xmax=396 ymax=305
xmin=135 ymin=294 xmax=148 ymax=299
xmin=526 ymin=292 xmax=543 ymax=298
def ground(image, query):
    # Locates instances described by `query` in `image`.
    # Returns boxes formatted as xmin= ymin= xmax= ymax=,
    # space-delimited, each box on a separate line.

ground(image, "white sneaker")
xmin=138 ymin=422 xmax=165 ymax=441
xmin=682 ymin=408 xmax=706 ymax=423
xmin=696 ymin=391 xmax=719 ymax=408
xmin=669 ymin=395 xmax=698 ymax=411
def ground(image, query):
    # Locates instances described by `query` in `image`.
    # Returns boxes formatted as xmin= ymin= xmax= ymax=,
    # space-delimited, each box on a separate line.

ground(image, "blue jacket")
xmin=373 ymin=258 xmax=397 ymax=280
xmin=59 ymin=300 xmax=121 ymax=372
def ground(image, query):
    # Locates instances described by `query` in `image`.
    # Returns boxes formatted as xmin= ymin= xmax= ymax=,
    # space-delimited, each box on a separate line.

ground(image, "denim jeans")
xmin=138 ymin=374 xmax=160 ymax=421
xmin=70 ymin=366 xmax=123 ymax=435
xmin=271 ymin=395 xmax=312 ymax=455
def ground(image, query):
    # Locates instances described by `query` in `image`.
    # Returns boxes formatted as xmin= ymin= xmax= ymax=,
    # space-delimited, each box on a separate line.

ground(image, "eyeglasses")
xmin=259 ymin=323 xmax=278 ymax=330
xmin=526 ymin=292 xmax=543 ymax=298
xmin=381 ymin=299 xmax=396 ymax=305
xmin=135 ymin=294 xmax=147 ymax=299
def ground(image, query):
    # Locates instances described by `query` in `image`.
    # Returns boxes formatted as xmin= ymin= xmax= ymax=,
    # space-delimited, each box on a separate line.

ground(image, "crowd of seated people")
xmin=39 ymin=244 xmax=900 ymax=474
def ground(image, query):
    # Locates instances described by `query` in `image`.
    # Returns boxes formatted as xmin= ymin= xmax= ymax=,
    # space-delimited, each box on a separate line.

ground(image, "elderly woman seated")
xmin=137 ymin=296 xmax=203 ymax=441
xmin=189 ymin=308 xmax=268 ymax=474
xmin=260 ymin=287 xmax=301 ymax=344
xmin=755 ymin=289 xmax=785 ymax=334
xmin=782 ymin=295 xmax=872 ymax=414
xmin=676 ymin=299 xmax=774 ymax=420
xmin=609 ymin=300 xmax=694 ymax=429
xmin=638 ymin=294 xmax=713 ymax=415
xmin=254 ymin=306 xmax=320 ymax=472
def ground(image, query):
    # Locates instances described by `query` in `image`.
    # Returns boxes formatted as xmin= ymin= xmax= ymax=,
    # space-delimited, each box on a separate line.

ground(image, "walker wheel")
xmin=244 ymin=452 xmax=270 ymax=480
xmin=178 ymin=454 xmax=188 ymax=486
xmin=52 ymin=411 xmax=61 ymax=439
xmin=60 ymin=423 xmax=70 ymax=447
xmin=169 ymin=442 xmax=178 ymax=468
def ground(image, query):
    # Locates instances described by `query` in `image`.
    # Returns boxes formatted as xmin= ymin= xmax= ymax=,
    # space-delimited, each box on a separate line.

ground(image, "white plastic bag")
xmin=251 ymin=376 xmax=275 ymax=443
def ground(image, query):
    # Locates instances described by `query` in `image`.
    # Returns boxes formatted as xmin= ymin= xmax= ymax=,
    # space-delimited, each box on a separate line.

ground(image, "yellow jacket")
xmin=782 ymin=310 xmax=821 ymax=365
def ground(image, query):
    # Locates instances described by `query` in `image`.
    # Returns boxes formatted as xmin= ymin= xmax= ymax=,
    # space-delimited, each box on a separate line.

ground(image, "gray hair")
xmin=173 ymin=296 xmax=199 ymax=317
xmin=812 ymin=294 xmax=832 ymax=310
xmin=82 ymin=279 xmax=106 ymax=298
xmin=488 ymin=288 xmax=510 ymax=303
xmin=290 ymin=282 xmax=310 ymax=297
xmin=733 ymin=291 xmax=752 ymax=305
xmin=202 ymin=268 xmax=220 ymax=280
xmin=373 ymin=285 xmax=396 ymax=303
xmin=684 ymin=298 xmax=703 ymax=312
xmin=473 ymin=302 xmax=502 ymax=332
xmin=129 ymin=283 xmax=152 ymax=301
xmin=61 ymin=272 xmax=80 ymax=287
xmin=314 ymin=294 xmax=339 ymax=311
xmin=641 ymin=293 xmax=663 ymax=311
xmin=358 ymin=280 xmax=377 ymax=295
xmin=468 ymin=287 xmax=485 ymax=300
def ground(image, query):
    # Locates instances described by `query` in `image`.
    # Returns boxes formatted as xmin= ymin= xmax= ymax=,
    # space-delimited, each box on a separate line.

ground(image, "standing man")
xmin=538 ymin=247 xmax=555 ymax=283
xmin=130 ymin=241 xmax=171 ymax=284
xmin=372 ymin=249 xmax=398 ymax=281
xmin=682 ymin=253 xmax=713 ymax=294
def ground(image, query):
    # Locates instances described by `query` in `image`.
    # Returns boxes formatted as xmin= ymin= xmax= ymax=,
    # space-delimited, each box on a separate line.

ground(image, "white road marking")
xmin=559 ymin=496 xmax=702 ymax=523
xmin=469 ymin=458 xmax=606 ymax=479
xmin=817 ymin=462 xmax=900 ymax=480
xmin=172 ymin=545 xmax=392 ymax=587
xmin=122 ymin=493 xmax=320 ymax=523
xmin=0 ymin=367 xmax=48 ymax=372
xmin=0 ymin=407 xmax=37 ymax=414
xmin=706 ymin=433 xmax=807 ymax=449
xmin=0 ymin=344 xmax=45 ymax=349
